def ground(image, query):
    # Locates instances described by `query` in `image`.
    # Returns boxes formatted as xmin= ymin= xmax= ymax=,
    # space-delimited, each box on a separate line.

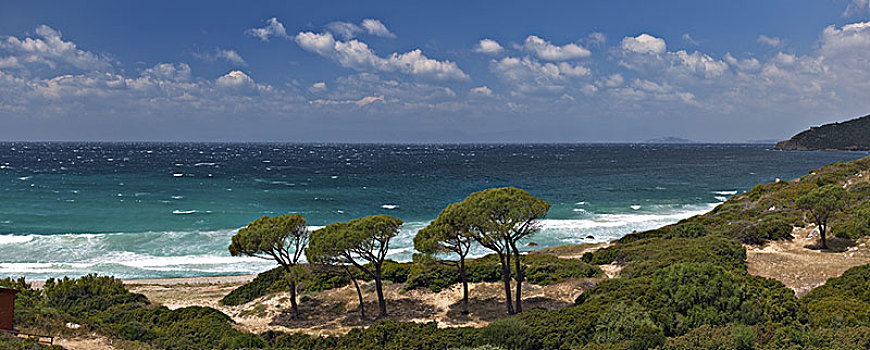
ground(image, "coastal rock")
xmin=585 ymin=235 xmax=595 ymax=240
xmin=527 ymin=242 xmax=538 ymax=247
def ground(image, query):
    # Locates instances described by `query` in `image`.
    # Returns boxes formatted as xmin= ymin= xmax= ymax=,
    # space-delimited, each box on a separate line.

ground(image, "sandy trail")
xmin=746 ymin=227 xmax=870 ymax=296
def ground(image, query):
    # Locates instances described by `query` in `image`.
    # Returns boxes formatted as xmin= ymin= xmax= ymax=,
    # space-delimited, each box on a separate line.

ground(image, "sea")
xmin=0 ymin=143 xmax=865 ymax=280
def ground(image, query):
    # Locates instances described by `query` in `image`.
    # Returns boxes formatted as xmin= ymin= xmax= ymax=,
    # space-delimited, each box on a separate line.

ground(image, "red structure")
xmin=0 ymin=287 xmax=18 ymax=331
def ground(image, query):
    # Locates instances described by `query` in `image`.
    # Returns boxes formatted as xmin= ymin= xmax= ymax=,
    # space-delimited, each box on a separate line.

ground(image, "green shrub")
xmin=267 ymin=319 xmax=481 ymax=349
xmin=593 ymin=302 xmax=664 ymax=350
xmin=736 ymin=216 xmax=794 ymax=245
xmin=582 ymin=236 xmax=746 ymax=278
xmin=41 ymin=274 xmax=148 ymax=318
xmin=482 ymin=317 xmax=538 ymax=350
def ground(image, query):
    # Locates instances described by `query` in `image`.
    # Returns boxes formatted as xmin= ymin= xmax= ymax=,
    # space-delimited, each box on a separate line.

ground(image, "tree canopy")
xmin=798 ymin=184 xmax=846 ymax=249
xmin=229 ymin=214 xmax=310 ymax=316
xmin=307 ymin=215 xmax=403 ymax=317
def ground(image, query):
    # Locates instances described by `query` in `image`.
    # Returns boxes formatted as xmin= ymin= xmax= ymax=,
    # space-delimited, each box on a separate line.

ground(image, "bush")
xmin=404 ymin=253 xmax=601 ymax=292
xmin=737 ymin=216 xmax=794 ymax=245
xmin=41 ymin=274 xmax=148 ymax=318
xmin=268 ymin=319 xmax=482 ymax=349
xmin=582 ymin=236 xmax=746 ymax=278
xmin=482 ymin=318 xmax=538 ymax=350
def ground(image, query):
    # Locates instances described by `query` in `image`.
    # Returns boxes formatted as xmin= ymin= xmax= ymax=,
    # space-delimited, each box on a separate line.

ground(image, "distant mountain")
xmin=775 ymin=114 xmax=870 ymax=151
xmin=641 ymin=136 xmax=696 ymax=144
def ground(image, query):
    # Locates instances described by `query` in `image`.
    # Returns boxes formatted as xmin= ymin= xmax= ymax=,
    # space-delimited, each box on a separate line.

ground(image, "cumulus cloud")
xmin=621 ymin=33 xmax=666 ymax=54
xmin=521 ymin=35 xmax=590 ymax=60
xmin=325 ymin=19 xmax=396 ymax=39
xmin=216 ymin=70 xmax=253 ymax=87
xmin=472 ymin=39 xmax=504 ymax=55
xmin=491 ymin=56 xmax=590 ymax=94
xmin=757 ymin=35 xmax=783 ymax=48
xmin=294 ymin=31 xmax=468 ymax=81
xmin=246 ymin=17 xmax=288 ymax=41
xmin=469 ymin=86 xmax=493 ymax=96
xmin=0 ymin=25 xmax=112 ymax=71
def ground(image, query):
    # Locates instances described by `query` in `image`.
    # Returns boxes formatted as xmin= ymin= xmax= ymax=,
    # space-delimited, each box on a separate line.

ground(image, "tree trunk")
xmin=510 ymin=242 xmax=524 ymax=313
xmin=288 ymin=279 xmax=299 ymax=318
xmin=459 ymin=256 xmax=469 ymax=315
xmin=347 ymin=267 xmax=366 ymax=319
xmin=282 ymin=266 xmax=299 ymax=318
xmin=374 ymin=265 xmax=387 ymax=317
xmin=820 ymin=218 xmax=829 ymax=250
xmin=498 ymin=252 xmax=515 ymax=315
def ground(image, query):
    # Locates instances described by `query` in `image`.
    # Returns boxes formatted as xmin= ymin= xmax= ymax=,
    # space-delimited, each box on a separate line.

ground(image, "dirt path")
xmin=746 ymin=227 xmax=870 ymax=296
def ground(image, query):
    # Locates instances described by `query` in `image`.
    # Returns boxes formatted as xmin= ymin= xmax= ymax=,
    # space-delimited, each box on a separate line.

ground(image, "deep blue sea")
xmin=0 ymin=143 xmax=865 ymax=280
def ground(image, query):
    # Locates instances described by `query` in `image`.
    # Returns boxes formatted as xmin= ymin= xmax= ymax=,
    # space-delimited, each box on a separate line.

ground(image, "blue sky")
xmin=1 ymin=0 xmax=870 ymax=142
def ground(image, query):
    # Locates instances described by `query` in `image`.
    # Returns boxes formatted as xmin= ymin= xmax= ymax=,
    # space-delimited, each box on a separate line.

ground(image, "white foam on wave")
xmin=172 ymin=173 xmax=184 ymax=177
xmin=381 ymin=204 xmax=398 ymax=210
xmin=630 ymin=205 xmax=642 ymax=210
xmin=714 ymin=190 xmax=738 ymax=195
xmin=0 ymin=234 xmax=33 ymax=244
xmin=172 ymin=210 xmax=197 ymax=214
xmin=715 ymin=196 xmax=728 ymax=202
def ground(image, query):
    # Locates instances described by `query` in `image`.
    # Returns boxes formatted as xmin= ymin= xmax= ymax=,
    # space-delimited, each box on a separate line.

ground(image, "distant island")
xmin=775 ymin=114 xmax=870 ymax=151
xmin=640 ymin=136 xmax=696 ymax=144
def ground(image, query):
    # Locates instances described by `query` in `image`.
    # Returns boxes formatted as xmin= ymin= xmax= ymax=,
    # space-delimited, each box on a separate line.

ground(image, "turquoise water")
xmin=0 ymin=143 xmax=865 ymax=280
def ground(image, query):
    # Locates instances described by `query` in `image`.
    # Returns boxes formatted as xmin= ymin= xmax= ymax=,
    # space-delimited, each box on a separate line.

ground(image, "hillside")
xmin=775 ymin=114 xmax=870 ymax=151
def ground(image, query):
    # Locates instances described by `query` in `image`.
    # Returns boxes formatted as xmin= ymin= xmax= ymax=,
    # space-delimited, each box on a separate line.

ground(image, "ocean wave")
xmin=714 ymin=190 xmax=738 ymax=195
xmin=0 ymin=234 xmax=33 ymax=244
xmin=172 ymin=210 xmax=198 ymax=214
xmin=0 ymin=203 xmax=719 ymax=279
xmin=381 ymin=204 xmax=398 ymax=210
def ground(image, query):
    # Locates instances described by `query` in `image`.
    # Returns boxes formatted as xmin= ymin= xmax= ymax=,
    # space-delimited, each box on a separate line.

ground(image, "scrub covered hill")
xmin=775 ymin=114 xmax=870 ymax=151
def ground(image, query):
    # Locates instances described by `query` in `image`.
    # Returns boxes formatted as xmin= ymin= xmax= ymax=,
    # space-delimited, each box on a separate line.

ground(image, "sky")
xmin=1 ymin=0 xmax=870 ymax=142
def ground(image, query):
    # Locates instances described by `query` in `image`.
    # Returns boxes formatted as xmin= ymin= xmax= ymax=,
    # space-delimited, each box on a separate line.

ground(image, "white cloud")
xmin=309 ymin=81 xmax=327 ymax=92
xmin=216 ymin=70 xmax=254 ymax=87
xmin=490 ymin=56 xmax=590 ymax=94
xmin=469 ymin=86 xmax=493 ymax=96
xmin=0 ymin=56 xmax=22 ymax=69
xmin=472 ymin=39 xmax=504 ymax=55
xmin=673 ymin=50 xmax=729 ymax=78
xmin=216 ymin=49 xmax=246 ymax=65
xmin=246 ymin=17 xmax=288 ymax=41
xmin=757 ymin=35 xmax=783 ymax=48
xmin=521 ymin=35 xmax=590 ymax=60
xmin=0 ymin=25 xmax=112 ymax=71
xmin=325 ymin=19 xmax=396 ymax=39
xmin=361 ymin=19 xmax=396 ymax=38
xmin=723 ymin=53 xmax=761 ymax=72
xmin=294 ymin=31 xmax=469 ymax=81
xmin=682 ymin=33 xmax=699 ymax=46
xmin=194 ymin=48 xmax=247 ymax=66
xmin=599 ymin=73 xmax=624 ymax=87
xmin=621 ymin=34 xmax=666 ymax=54
xmin=312 ymin=95 xmax=385 ymax=106
xmin=587 ymin=32 xmax=606 ymax=46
